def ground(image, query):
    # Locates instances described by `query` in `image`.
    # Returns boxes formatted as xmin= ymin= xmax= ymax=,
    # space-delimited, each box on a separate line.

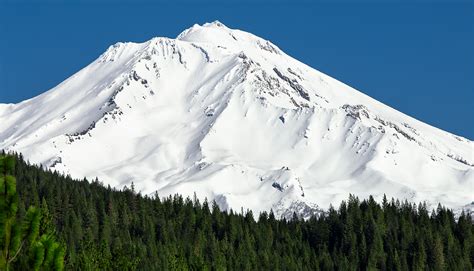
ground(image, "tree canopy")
xmin=4 ymin=152 xmax=473 ymax=270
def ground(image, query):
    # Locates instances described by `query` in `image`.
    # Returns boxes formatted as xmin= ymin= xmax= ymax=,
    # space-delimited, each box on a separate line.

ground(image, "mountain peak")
xmin=202 ymin=20 xmax=228 ymax=28
xmin=175 ymin=21 xmax=283 ymax=63
xmin=176 ymin=20 xmax=237 ymax=44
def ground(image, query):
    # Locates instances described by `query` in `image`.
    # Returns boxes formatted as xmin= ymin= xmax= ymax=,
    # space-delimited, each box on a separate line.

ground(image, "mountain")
xmin=1 ymin=21 xmax=472 ymax=218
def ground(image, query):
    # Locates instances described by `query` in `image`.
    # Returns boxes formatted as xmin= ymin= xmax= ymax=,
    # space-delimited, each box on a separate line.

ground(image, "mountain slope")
xmin=1 ymin=21 xmax=473 ymax=218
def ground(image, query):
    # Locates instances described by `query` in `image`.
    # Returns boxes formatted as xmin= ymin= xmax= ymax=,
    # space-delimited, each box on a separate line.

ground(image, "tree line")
xmin=4 ymin=152 xmax=474 ymax=270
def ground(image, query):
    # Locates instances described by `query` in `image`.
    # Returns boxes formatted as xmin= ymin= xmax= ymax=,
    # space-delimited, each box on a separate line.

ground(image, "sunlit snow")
xmin=1 ymin=21 xmax=472 ymax=218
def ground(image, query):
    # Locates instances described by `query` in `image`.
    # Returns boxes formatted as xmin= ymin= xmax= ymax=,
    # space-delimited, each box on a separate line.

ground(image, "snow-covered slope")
xmin=1 ymin=21 xmax=473 ymax=218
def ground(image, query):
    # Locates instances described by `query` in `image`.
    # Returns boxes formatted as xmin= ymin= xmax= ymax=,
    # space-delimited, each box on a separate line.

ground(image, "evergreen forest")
xmin=2 ymin=152 xmax=473 ymax=270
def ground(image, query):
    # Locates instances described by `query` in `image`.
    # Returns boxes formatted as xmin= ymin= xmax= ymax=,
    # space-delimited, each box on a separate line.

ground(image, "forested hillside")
xmin=6 ymin=152 xmax=474 ymax=270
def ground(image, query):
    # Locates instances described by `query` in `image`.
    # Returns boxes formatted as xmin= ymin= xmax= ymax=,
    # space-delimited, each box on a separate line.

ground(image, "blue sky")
xmin=1 ymin=0 xmax=473 ymax=139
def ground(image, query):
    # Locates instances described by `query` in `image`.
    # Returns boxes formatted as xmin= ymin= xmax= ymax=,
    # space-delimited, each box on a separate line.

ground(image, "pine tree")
xmin=0 ymin=155 xmax=65 ymax=270
xmin=428 ymin=234 xmax=445 ymax=271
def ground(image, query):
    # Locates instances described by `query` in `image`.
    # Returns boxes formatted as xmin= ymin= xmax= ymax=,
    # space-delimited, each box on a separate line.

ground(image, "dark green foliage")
xmin=6 ymin=152 xmax=474 ymax=270
xmin=0 ymin=155 xmax=65 ymax=271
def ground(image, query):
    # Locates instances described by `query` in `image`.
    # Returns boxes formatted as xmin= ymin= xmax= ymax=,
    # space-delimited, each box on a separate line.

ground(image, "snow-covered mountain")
xmin=1 ymin=21 xmax=473 ymax=218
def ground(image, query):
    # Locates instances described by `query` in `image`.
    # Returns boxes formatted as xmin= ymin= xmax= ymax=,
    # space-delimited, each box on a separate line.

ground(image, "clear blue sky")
xmin=1 ymin=0 xmax=473 ymax=139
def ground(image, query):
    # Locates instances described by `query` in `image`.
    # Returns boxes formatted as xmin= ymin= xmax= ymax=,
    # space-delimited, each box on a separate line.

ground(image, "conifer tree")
xmin=0 ymin=155 xmax=65 ymax=270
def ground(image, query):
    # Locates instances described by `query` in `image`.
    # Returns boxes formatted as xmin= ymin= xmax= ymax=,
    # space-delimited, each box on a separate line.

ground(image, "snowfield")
xmin=1 ymin=21 xmax=473 ymax=218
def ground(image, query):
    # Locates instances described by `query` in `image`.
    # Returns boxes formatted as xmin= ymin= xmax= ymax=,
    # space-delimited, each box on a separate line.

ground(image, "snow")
xmin=1 ymin=21 xmax=473 ymax=219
